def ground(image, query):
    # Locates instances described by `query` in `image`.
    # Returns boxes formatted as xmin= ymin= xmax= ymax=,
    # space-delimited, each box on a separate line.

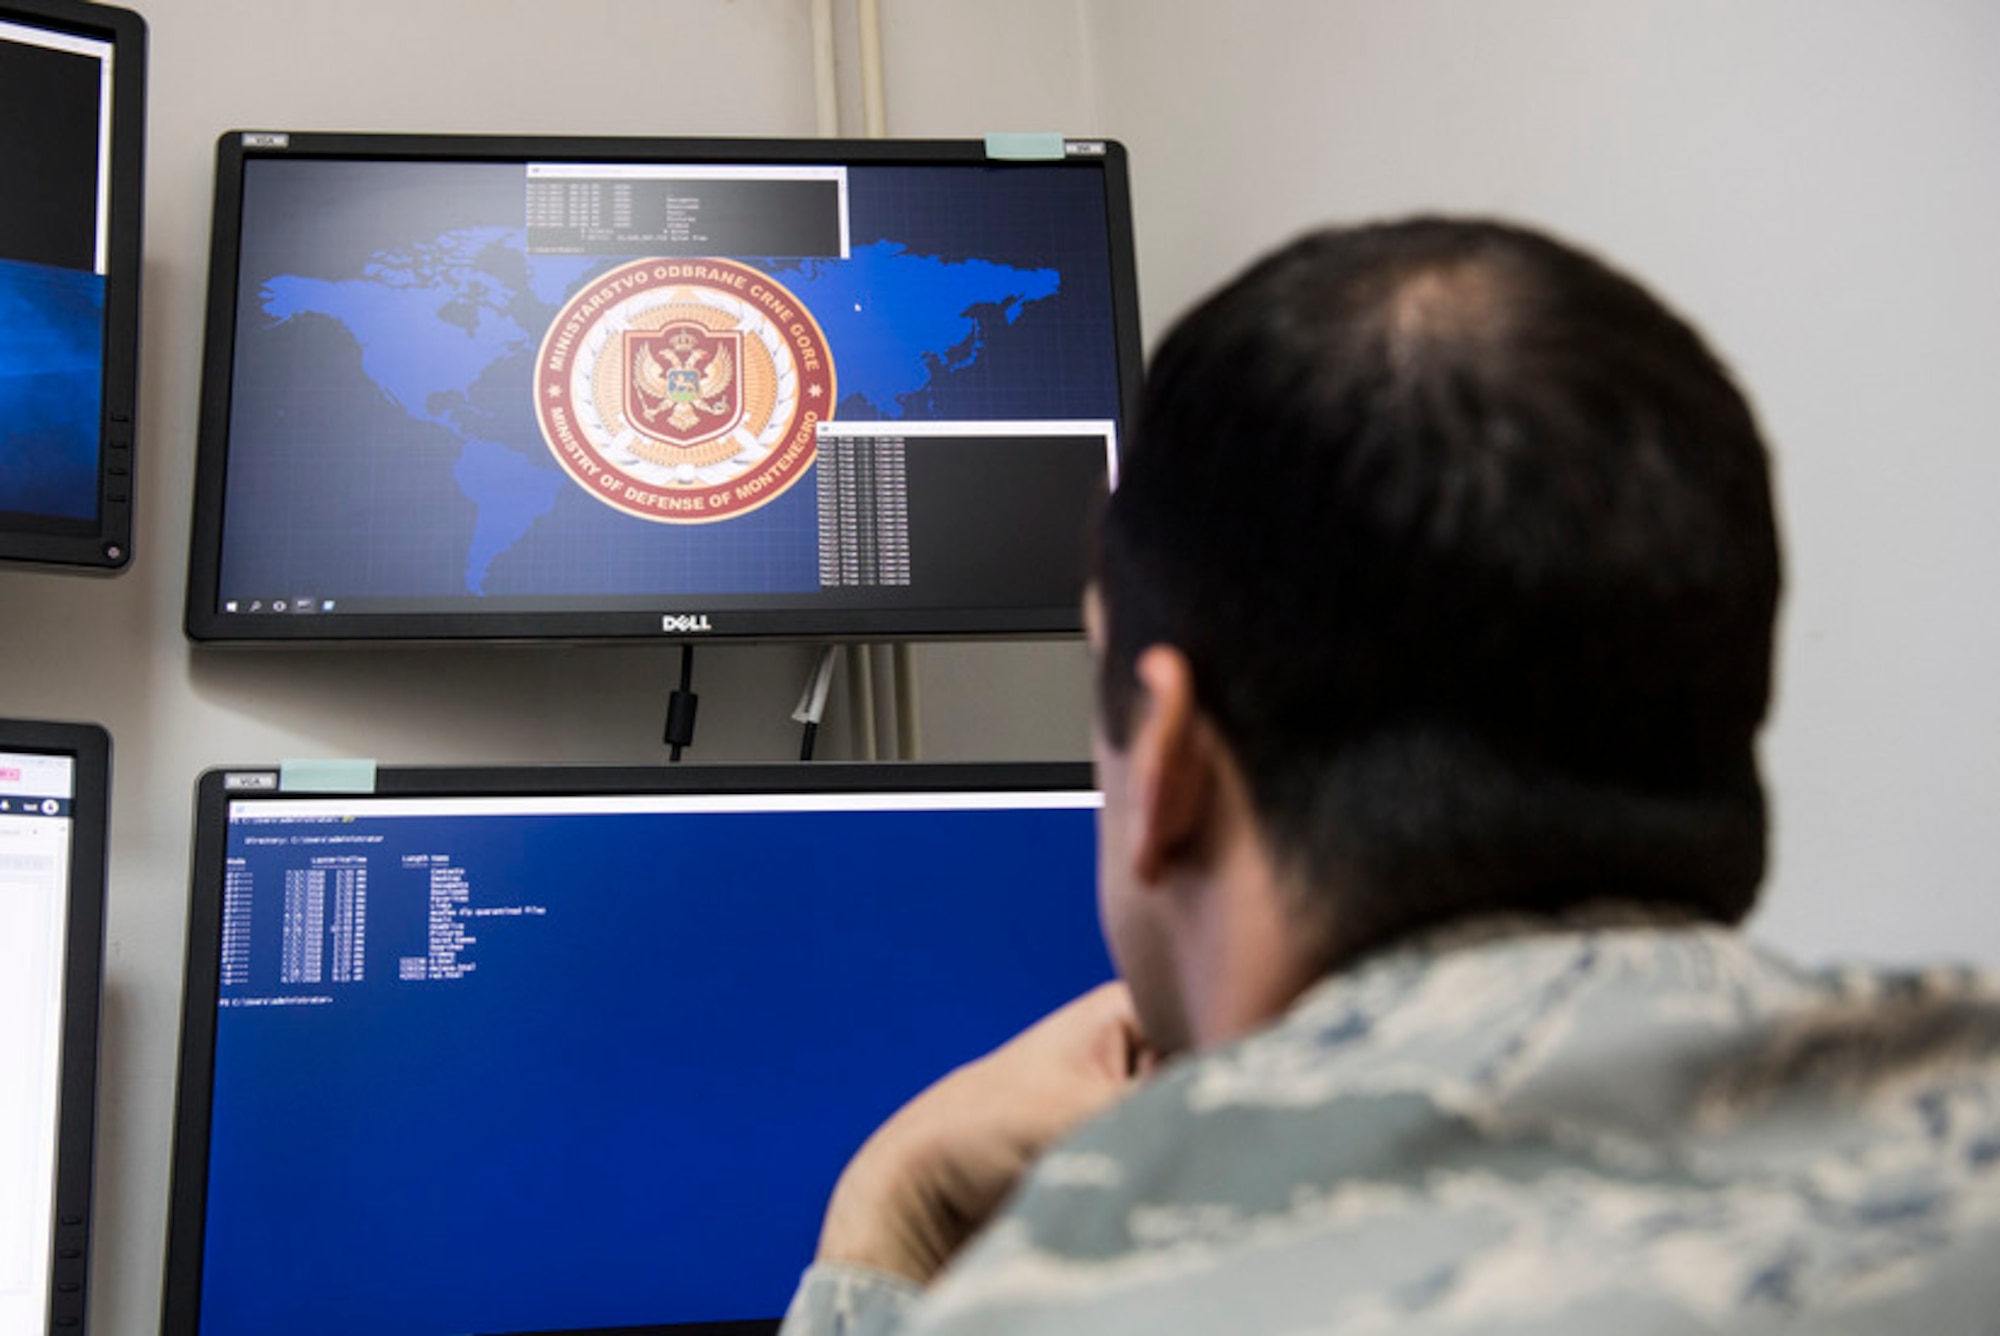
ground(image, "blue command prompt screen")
xmin=187 ymin=782 xmax=1109 ymax=1336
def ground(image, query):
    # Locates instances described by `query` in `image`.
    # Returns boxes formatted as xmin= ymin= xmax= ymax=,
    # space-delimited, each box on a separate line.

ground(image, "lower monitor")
xmin=164 ymin=762 xmax=1109 ymax=1336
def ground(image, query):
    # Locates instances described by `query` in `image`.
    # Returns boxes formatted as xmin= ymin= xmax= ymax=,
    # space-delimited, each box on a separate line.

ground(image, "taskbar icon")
xmin=223 ymin=598 xmax=338 ymax=615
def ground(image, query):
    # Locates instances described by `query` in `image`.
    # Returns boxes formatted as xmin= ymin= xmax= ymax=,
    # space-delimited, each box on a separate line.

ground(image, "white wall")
xmin=4 ymin=1 xmax=1995 ymax=1331
xmin=1085 ymin=0 xmax=2000 ymax=970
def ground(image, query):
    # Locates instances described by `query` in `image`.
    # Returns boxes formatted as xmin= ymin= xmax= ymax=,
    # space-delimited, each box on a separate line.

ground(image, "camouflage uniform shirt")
xmin=780 ymin=917 xmax=2000 ymax=1334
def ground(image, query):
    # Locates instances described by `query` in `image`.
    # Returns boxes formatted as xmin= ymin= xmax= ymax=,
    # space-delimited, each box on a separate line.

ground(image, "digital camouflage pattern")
xmin=782 ymin=915 xmax=2000 ymax=1335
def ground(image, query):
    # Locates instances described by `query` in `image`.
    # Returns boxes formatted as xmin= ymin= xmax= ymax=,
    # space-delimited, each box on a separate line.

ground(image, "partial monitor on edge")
xmin=0 ymin=0 xmax=145 ymax=572
xmin=0 ymin=718 xmax=110 ymax=1336
xmin=185 ymin=133 xmax=1142 ymax=644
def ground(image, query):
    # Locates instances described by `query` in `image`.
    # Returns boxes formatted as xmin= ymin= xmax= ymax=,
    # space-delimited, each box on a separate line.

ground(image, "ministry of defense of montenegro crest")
xmin=534 ymin=257 xmax=835 ymax=523
xmin=629 ymin=324 xmax=741 ymax=452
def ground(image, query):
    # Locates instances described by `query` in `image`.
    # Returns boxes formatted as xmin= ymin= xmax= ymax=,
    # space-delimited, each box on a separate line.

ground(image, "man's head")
xmin=1090 ymin=217 xmax=1781 ymax=1048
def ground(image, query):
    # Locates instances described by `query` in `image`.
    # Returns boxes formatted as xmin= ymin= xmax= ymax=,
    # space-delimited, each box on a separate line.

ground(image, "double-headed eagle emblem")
xmin=631 ymin=325 xmax=736 ymax=436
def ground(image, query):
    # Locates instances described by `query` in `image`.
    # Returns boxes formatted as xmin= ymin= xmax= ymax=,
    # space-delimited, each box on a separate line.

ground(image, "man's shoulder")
xmin=920 ymin=924 xmax=2000 ymax=1333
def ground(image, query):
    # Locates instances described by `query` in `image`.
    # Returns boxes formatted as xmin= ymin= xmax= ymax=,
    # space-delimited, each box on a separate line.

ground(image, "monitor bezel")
xmin=182 ymin=131 xmax=1142 ymax=646
xmin=163 ymin=758 xmax=1097 ymax=1336
xmin=0 ymin=0 xmax=145 ymax=572
xmin=0 ymin=716 xmax=110 ymax=1336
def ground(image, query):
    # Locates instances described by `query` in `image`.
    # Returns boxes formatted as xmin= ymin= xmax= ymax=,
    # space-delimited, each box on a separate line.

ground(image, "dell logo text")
xmin=661 ymin=614 xmax=715 ymax=634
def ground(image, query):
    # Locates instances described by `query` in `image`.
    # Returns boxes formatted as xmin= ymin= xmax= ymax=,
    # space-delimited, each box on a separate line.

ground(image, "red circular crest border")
xmin=533 ymin=257 xmax=836 ymax=525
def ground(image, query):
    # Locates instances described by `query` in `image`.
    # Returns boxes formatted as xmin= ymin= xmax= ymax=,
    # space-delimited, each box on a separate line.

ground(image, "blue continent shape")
xmin=259 ymin=228 xmax=596 ymax=594
xmin=453 ymin=438 xmax=565 ymax=593
xmin=777 ymin=241 xmax=1060 ymax=418
xmin=260 ymin=226 xmax=532 ymax=429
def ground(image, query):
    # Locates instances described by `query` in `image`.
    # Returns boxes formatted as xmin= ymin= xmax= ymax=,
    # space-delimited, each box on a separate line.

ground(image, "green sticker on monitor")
xmin=984 ymin=132 xmax=1067 ymax=161
xmin=279 ymin=758 xmax=379 ymax=794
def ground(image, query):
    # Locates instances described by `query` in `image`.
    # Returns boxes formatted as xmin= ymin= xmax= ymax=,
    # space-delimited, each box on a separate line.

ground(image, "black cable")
xmin=792 ymin=644 xmax=839 ymax=763
xmin=663 ymin=644 xmax=699 ymax=762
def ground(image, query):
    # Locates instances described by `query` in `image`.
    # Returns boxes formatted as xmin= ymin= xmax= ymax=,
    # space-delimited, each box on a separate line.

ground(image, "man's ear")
xmin=1125 ymin=645 xmax=1217 ymax=885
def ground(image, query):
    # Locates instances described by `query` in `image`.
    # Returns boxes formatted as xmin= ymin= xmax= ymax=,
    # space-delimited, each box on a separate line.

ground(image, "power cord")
xmin=663 ymin=645 xmax=699 ymax=762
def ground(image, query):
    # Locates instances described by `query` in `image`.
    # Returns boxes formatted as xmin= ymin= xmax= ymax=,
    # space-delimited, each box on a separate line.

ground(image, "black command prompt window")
xmin=526 ymin=165 xmax=846 ymax=258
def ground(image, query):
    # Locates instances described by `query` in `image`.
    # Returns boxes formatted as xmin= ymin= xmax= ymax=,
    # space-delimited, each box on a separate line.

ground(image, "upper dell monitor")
xmin=0 ymin=0 xmax=145 ymax=571
xmin=184 ymin=132 xmax=1141 ymax=644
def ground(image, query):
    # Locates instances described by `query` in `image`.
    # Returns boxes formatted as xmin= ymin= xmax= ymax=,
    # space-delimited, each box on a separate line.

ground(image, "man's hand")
xmin=814 ymin=981 xmax=1155 ymax=1287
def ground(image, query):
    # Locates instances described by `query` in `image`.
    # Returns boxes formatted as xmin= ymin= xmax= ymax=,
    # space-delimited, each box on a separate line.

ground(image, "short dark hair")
xmin=1094 ymin=217 xmax=1782 ymax=965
